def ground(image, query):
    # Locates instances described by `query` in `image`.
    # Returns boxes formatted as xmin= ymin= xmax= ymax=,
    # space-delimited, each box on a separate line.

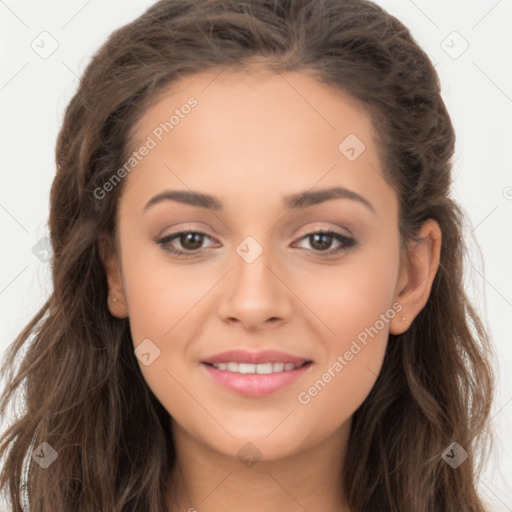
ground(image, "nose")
xmin=217 ymin=242 xmax=294 ymax=330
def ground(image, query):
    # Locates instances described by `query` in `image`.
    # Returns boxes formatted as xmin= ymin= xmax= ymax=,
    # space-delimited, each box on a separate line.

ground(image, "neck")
xmin=166 ymin=419 xmax=353 ymax=512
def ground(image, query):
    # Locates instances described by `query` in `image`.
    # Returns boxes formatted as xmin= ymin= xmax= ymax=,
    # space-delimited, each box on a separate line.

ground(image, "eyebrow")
xmin=143 ymin=186 xmax=375 ymax=213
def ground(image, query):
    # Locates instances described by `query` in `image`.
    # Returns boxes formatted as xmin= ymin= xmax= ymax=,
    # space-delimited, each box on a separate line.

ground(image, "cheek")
xmin=293 ymin=239 xmax=400 ymax=346
xmin=291 ymin=244 xmax=399 ymax=418
xmin=121 ymin=259 xmax=209 ymax=427
xmin=116 ymin=233 xmax=210 ymax=394
xmin=119 ymin=221 xmax=213 ymax=346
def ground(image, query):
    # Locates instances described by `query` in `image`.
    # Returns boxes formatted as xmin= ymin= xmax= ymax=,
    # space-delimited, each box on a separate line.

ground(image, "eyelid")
xmin=293 ymin=222 xmax=354 ymax=239
xmin=158 ymin=221 xmax=353 ymax=240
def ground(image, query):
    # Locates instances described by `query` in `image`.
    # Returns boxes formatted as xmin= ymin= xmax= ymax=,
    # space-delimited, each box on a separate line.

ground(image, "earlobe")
xmin=389 ymin=219 xmax=442 ymax=335
xmin=98 ymin=235 xmax=129 ymax=319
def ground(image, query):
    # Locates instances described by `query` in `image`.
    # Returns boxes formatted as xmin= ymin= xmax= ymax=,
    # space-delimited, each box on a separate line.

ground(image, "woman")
xmin=0 ymin=0 xmax=495 ymax=510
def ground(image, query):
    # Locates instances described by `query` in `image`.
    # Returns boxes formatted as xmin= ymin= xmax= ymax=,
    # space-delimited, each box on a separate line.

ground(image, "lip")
xmin=201 ymin=360 xmax=313 ymax=397
xmin=201 ymin=349 xmax=311 ymax=365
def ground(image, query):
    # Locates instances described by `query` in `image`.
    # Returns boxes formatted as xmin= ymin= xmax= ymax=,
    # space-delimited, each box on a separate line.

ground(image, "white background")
xmin=1 ymin=0 xmax=511 ymax=510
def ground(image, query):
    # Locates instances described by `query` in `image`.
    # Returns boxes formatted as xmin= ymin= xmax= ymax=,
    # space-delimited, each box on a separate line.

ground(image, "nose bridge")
xmin=233 ymin=233 xmax=279 ymax=298
xmin=217 ymin=233 xmax=293 ymax=326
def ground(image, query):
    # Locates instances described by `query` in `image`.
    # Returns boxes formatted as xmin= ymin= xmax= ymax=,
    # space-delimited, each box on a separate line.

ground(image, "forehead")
xmin=122 ymin=68 xmax=392 ymax=215
xmin=131 ymin=68 xmax=376 ymax=154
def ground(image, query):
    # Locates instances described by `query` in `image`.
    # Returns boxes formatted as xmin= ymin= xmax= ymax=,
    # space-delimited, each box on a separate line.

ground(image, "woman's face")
xmin=104 ymin=69 xmax=411 ymax=461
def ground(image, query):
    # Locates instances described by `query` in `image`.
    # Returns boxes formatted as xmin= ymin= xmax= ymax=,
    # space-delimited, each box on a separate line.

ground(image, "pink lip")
xmin=201 ymin=361 xmax=313 ymax=397
xmin=201 ymin=349 xmax=311 ymax=365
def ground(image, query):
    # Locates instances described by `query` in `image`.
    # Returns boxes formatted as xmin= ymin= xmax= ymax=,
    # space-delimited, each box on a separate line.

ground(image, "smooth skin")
xmin=100 ymin=68 xmax=441 ymax=512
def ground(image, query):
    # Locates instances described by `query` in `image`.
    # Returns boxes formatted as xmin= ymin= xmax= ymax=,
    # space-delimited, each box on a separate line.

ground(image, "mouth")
xmin=201 ymin=360 xmax=313 ymax=397
xmin=202 ymin=360 xmax=311 ymax=373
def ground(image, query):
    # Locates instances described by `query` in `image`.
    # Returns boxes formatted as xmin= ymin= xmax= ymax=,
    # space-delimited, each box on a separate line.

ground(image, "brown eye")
xmin=157 ymin=229 xmax=356 ymax=258
xmin=178 ymin=232 xmax=204 ymax=250
xmin=309 ymin=232 xmax=333 ymax=251
xmin=294 ymin=230 xmax=356 ymax=255
xmin=157 ymin=230 xmax=215 ymax=257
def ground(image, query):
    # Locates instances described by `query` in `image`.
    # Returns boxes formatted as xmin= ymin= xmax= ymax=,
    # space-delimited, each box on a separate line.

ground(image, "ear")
xmin=389 ymin=219 xmax=442 ymax=335
xmin=98 ymin=234 xmax=129 ymax=319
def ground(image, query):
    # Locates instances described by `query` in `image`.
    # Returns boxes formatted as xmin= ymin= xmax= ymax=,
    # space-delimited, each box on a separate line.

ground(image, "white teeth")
xmin=273 ymin=362 xmax=285 ymax=372
xmin=210 ymin=361 xmax=305 ymax=373
xmin=238 ymin=363 xmax=256 ymax=374
xmin=256 ymin=363 xmax=272 ymax=374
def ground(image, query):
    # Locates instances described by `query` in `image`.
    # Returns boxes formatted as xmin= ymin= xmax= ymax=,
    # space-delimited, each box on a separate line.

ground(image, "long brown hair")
xmin=0 ymin=0 xmax=495 ymax=510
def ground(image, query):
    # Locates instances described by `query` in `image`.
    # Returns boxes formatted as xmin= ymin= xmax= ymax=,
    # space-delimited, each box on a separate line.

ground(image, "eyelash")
xmin=156 ymin=228 xmax=357 ymax=258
